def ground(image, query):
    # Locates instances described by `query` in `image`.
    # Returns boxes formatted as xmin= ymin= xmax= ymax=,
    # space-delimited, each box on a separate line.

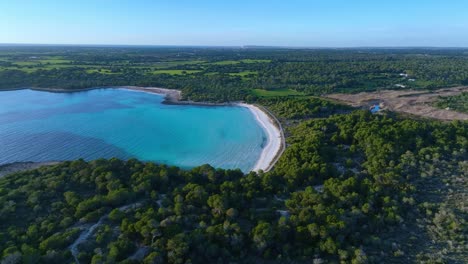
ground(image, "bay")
xmin=0 ymin=88 xmax=266 ymax=171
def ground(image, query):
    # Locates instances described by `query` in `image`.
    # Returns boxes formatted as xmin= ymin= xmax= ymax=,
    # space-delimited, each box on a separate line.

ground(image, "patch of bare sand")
xmin=326 ymin=86 xmax=468 ymax=121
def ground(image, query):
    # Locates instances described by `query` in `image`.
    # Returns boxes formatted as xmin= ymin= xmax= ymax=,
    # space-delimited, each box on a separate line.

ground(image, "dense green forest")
xmin=258 ymin=97 xmax=352 ymax=120
xmin=1 ymin=104 xmax=466 ymax=263
xmin=1 ymin=46 xmax=468 ymax=102
xmin=433 ymin=92 xmax=468 ymax=113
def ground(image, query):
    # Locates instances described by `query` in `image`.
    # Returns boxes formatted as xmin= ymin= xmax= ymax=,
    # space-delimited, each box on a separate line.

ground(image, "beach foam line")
xmin=239 ymin=103 xmax=283 ymax=172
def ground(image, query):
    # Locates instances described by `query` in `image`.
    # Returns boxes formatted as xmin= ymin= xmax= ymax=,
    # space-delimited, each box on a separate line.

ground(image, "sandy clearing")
xmin=326 ymin=86 xmax=468 ymax=121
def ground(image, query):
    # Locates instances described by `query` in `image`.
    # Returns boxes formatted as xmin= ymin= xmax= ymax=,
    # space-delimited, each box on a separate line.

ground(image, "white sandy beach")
xmin=239 ymin=103 xmax=284 ymax=172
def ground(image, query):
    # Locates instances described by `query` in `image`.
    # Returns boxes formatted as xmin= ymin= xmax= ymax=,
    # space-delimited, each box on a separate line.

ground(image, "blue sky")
xmin=1 ymin=0 xmax=467 ymax=47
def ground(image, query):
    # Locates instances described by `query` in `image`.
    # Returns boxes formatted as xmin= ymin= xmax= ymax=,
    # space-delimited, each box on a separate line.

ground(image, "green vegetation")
xmin=433 ymin=92 xmax=468 ymax=113
xmin=210 ymin=60 xmax=242 ymax=65
xmin=2 ymin=46 xmax=468 ymax=102
xmin=85 ymin=69 xmax=116 ymax=74
xmin=228 ymin=71 xmax=258 ymax=78
xmin=0 ymin=47 xmax=466 ymax=263
xmin=259 ymin=97 xmax=351 ymax=119
xmin=1 ymin=105 xmax=466 ymax=263
xmin=252 ymin=88 xmax=304 ymax=97
xmin=151 ymin=69 xmax=202 ymax=75
xmin=210 ymin=59 xmax=270 ymax=65
xmin=239 ymin=59 xmax=271 ymax=63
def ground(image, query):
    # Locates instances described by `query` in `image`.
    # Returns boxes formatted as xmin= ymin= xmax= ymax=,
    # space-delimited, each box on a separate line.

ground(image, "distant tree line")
xmin=1 ymin=47 xmax=468 ymax=102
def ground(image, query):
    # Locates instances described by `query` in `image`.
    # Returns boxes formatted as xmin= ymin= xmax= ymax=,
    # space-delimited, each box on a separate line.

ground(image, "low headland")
xmin=0 ymin=86 xmax=285 ymax=173
xmin=0 ymin=161 xmax=61 ymax=178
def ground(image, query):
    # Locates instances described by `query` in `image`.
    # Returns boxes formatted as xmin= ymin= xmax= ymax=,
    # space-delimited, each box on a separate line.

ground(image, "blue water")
xmin=0 ymin=88 xmax=266 ymax=171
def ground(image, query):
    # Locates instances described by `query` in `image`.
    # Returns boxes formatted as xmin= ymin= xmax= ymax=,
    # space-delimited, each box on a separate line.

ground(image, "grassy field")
xmin=151 ymin=69 xmax=202 ymax=75
xmin=0 ymin=58 xmax=207 ymax=71
xmin=10 ymin=57 xmax=72 ymax=66
xmin=12 ymin=61 xmax=41 ymax=66
xmin=252 ymin=88 xmax=304 ymax=97
xmin=239 ymin=59 xmax=271 ymax=63
xmin=411 ymin=80 xmax=435 ymax=88
xmin=0 ymin=67 xmax=37 ymax=73
xmin=210 ymin=59 xmax=271 ymax=65
xmin=85 ymin=69 xmax=116 ymax=74
xmin=151 ymin=60 xmax=206 ymax=69
xmin=36 ymin=59 xmax=71 ymax=64
xmin=2 ymin=64 xmax=108 ymax=73
xmin=228 ymin=71 xmax=258 ymax=77
xmin=0 ymin=56 xmax=271 ymax=77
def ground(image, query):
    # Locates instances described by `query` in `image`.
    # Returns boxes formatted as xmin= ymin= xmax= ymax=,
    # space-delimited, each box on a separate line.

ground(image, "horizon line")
xmin=1 ymin=43 xmax=468 ymax=49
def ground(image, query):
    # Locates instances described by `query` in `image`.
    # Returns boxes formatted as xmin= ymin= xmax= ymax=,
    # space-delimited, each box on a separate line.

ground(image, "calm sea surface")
xmin=0 ymin=88 xmax=266 ymax=171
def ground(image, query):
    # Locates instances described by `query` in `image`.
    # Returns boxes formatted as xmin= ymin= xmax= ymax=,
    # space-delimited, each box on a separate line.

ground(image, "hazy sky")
xmin=1 ymin=0 xmax=467 ymax=47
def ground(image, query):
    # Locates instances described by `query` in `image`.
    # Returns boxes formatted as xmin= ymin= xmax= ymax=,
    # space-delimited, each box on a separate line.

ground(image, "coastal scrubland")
xmin=1 ymin=103 xmax=466 ymax=263
xmin=433 ymin=92 xmax=468 ymax=113
xmin=0 ymin=46 xmax=467 ymax=263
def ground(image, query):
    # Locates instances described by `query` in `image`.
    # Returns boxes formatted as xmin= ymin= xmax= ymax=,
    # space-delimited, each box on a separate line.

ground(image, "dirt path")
xmin=69 ymin=202 xmax=143 ymax=264
xmin=70 ymin=216 xmax=106 ymax=263
xmin=326 ymin=86 xmax=468 ymax=121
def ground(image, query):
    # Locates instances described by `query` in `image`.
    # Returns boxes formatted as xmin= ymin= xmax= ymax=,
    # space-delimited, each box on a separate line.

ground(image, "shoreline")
xmin=239 ymin=104 xmax=285 ymax=172
xmin=120 ymin=86 xmax=242 ymax=106
xmin=122 ymin=87 xmax=285 ymax=172
xmin=3 ymin=86 xmax=239 ymax=106
xmin=0 ymin=86 xmax=286 ymax=172
xmin=0 ymin=161 xmax=61 ymax=178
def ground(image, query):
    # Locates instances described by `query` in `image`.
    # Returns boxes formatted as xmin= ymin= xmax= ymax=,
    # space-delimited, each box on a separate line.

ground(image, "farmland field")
xmin=252 ymin=88 xmax=304 ymax=97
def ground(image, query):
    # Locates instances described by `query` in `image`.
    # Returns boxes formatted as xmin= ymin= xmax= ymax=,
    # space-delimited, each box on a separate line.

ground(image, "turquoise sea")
xmin=0 ymin=88 xmax=266 ymax=171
